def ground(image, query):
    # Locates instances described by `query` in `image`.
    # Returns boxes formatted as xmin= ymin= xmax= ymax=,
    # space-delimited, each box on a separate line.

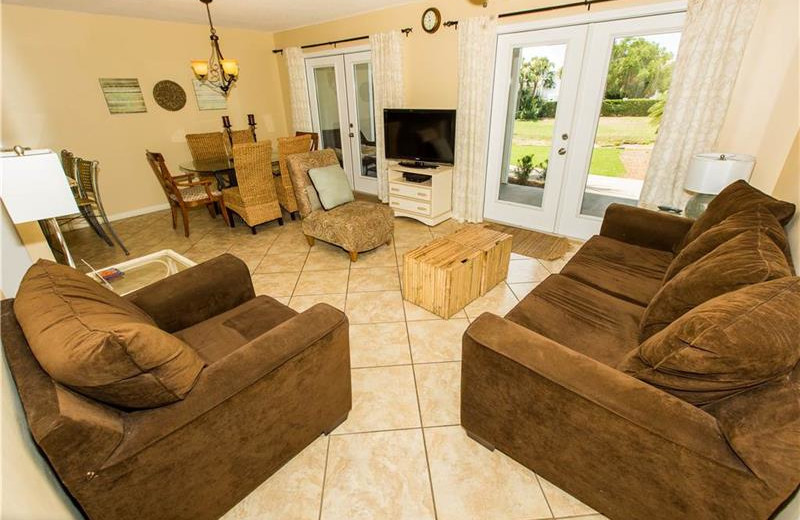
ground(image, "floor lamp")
xmin=1 ymin=148 xmax=80 ymax=267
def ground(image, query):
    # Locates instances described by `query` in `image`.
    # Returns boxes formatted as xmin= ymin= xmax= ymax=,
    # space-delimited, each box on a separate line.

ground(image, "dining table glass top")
xmin=178 ymin=157 xmax=236 ymax=175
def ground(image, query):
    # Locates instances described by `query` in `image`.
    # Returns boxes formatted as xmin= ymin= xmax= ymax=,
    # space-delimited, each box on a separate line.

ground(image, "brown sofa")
xmin=462 ymin=181 xmax=800 ymax=520
xmin=1 ymin=254 xmax=351 ymax=520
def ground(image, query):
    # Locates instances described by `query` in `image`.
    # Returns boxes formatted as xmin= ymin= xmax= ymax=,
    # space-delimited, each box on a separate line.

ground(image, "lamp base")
xmin=685 ymin=193 xmax=715 ymax=219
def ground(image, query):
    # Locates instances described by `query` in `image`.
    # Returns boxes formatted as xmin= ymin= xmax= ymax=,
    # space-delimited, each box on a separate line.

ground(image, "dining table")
xmin=179 ymin=152 xmax=281 ymax=190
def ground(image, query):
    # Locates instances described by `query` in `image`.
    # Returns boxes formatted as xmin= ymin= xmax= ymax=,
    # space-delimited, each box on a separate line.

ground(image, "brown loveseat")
xmin=1 ymin=254 xmax=351 ymax=520
xmin=462 ymin=181 xmax=800 ymax=520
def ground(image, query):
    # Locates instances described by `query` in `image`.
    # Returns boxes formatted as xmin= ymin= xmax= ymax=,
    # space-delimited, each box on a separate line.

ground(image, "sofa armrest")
xmin=462 ymin=313 xmax=740 ymax=465
xmin=600 ymin=203 xmax=693 ymax=252
xmin=461 ymin=313 xmax=770 ymax=519
xmin=102 ymin=303 xmax=350 ymax=467
xmin=126 ymin=253 xmax=255 ymax=332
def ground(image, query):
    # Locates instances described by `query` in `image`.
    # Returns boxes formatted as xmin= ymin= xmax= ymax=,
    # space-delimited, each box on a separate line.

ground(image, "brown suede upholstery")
xmin=505 ymin=274 xmax=644 ymax=366
xmin=639 ymin=230 xmax=793 ymax=340
xmin=13 ymin=259 xmax=204 ymax=409
xmin=560 ymin=235 xmax=673 ymax=305
xmin=622 ymin=278 xmax=800 ymax=405
xmin=1 ymin=255 xmax=351 ymax=520
xmin=461 ymin=193 xmax=799 ymax=520
xmin=677 ymin=180 xmax=796 ymax=251
xmin=665 ymin=206 xmax=792 ymax=281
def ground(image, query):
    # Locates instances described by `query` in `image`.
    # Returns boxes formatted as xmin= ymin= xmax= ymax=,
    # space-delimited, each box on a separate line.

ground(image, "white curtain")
xmin=285 ymin=47 xmax=313 ymax=133
xmin=369 ymin=31 xmax=405 ymax=202
xmin=452 ymin=16 xmax=497 ymax=222
xmin=639 ymin=0 xmax=761 ymax=208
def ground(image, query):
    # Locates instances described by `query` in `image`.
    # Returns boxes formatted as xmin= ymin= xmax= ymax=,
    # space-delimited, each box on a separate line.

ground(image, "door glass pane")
xmin=498 ymin=44 xmax=567 ymax=208
xmin=353 ymin=62 xmax=377 ymax=179
xmin=579 ymin=32 xmax=681 ymax=217
xmin=313 ymin=66 xmax=343 ymax=165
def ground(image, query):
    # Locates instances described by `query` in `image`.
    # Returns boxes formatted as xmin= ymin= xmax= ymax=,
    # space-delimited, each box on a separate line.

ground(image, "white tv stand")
xmin=388 ymin=161 xmax=453 ymax=226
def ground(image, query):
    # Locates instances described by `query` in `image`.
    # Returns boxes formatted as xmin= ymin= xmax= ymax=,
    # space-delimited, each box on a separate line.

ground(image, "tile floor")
xmin=66 ymin=208 xmax=601 ymax=520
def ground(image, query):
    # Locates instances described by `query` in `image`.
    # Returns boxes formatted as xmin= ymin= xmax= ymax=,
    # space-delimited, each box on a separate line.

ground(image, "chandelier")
xmin=191 ymin=0 xmax=238 ymax=96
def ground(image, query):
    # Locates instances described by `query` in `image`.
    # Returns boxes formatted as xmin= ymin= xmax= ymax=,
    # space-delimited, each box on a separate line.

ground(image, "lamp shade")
xmin=1 ymin=150 xmax=80 ymax=223
xmin=684 ymin=153 xmax=755 ymax=195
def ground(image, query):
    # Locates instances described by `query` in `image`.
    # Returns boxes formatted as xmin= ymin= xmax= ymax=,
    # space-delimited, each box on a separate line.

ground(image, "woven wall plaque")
xmin=152 ymin=80 xmax=187 ymax=111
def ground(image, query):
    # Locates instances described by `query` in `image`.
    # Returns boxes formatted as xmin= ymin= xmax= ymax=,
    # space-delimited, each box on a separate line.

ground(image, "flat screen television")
xmin=384 ymin=108 xmax=456 ymax=166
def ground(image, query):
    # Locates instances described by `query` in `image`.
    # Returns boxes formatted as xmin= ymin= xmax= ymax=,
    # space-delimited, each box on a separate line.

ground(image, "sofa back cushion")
xmin=665 ymin=206 xmax=791 ymax=282
xmin=640 ymin=231 xmax=792 ymax=340
xmin=677 ymin=180 xmax=795 ymax=252
xmin=13 ymin=260 xmax=205 ymax=409
xmin=620 ymin=277 xmax=800 ymax=406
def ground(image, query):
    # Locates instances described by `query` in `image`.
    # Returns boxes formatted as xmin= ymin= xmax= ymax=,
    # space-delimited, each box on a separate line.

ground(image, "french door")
xmin=484 ymin=12 xmax=685 ymax=239
xmin=306 ymin=51 xmax=377 ymax=194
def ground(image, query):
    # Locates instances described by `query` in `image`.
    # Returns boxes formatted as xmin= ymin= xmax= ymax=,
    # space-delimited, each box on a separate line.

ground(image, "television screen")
xmin=384 ymin=109 xmax=456 ymax=165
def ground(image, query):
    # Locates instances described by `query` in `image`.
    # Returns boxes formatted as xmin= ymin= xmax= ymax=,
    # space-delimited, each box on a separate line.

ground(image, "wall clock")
xmin=421 ymin=7 xmax=441 ymax=33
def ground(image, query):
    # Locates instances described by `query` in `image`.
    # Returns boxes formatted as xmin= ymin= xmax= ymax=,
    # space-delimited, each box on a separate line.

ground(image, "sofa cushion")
xmin=174 ymin=295 xmax=298 ymax=364
xmin=665 ymin=206 xmax=792 ymax=281
xmin=677 ymin=180 xmax=796 ymax=252
xmin=640 ymin=230 xmax=792 ymax=340
xmin=619 ymin=277 xmax=800 ymax=406
xmin=505 ymin=274 xmax=645 ymax=366
xmin=560 ymin=235 xmax=673 ymax=306
xmin=13 ymin=260 xmax=204 ymax=409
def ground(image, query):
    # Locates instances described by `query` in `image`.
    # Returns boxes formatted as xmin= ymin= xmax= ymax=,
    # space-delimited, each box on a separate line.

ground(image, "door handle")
xmin=349 ymin=132 xmax=355 ymax=138
xmin=557 ymin=147 xmax=567 ymax=155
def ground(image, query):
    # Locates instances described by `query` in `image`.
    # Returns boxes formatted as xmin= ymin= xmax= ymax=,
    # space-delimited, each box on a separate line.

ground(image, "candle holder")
xmin=247 ymin=114 xmax=257 ymax=142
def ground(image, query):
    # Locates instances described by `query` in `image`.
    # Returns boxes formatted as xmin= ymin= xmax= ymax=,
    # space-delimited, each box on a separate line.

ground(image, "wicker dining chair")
xmin=295 ymin=131 xmax=319 ymax=151
xmin=73 ymin=157 xmax=130 ymax=255
xmin=275 ymin=134 xmax=313 ymax=220
xmin=146 ymin=151 xmax=230 ymax=237
xmin=186 ymin=132 xmax=229 ymax=162
xmin=229 ymin=129 xmax=255 ymax=145
xmin=223 ymin=141 xmax=283 ymax=234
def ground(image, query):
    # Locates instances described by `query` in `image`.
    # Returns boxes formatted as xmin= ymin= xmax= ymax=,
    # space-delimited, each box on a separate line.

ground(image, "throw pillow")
xmin=676 ymin=180 xmax=795 ymax=252
xmin=664 ymin=206 xmax=792 ymax=281
xmin=640 ymin=230 xmax=792 ymax=340
xmin=14 ymin=260 xmax=205 ymax=409
xmin=308 ymin=164 xmax=355 ymax=210
xmin=620 ymin=277 xmax=800 ymax=406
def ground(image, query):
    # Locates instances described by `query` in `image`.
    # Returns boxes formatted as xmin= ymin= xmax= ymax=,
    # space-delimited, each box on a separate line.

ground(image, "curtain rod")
xmin=272 ymin=27 xmax=412 ymax=54
xmin=443 ymin=0 xmax=617 ymax=28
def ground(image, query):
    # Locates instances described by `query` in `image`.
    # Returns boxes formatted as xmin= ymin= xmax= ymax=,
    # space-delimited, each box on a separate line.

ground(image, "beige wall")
xmin=717 ymin=0 xmax=799 ymax=194
xmin=273 ymin=0 xmax=663 ymax=126
xmin=1 ymin=4 xmax=289 ymax=217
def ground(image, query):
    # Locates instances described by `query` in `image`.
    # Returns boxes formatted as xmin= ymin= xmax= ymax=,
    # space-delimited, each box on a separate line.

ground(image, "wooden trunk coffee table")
xmin=403 ymin=225 xmax=513 ymax=318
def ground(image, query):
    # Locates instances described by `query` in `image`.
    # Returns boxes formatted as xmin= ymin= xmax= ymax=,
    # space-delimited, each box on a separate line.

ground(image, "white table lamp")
xmin=1 ymin=148 xmax=80 ymax=266
xmin=684 ymin=153 xmax=755 ymax=218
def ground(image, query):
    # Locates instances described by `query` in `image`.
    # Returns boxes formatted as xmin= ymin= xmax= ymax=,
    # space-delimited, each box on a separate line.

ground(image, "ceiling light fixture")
xmin=191 ymin=0 xmax=238 ymax=96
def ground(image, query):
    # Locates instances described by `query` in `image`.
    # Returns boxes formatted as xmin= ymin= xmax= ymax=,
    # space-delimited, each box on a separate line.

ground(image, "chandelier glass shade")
xmin=191 ymin=0 xmax=238 ymax=96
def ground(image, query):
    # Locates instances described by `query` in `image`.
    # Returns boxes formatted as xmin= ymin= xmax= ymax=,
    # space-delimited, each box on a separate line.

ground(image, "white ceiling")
xmin=2 ymin=0 xmax=418 ymax=32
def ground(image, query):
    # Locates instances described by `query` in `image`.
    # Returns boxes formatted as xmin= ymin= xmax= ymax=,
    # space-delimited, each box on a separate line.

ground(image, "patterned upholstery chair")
xmin=223 ymin=141 xmax=283 ymax=234
xmin=274 ymin=135 xmax=312 ymax=220
xmin=286 ymin=149 xmax=394 ymax=262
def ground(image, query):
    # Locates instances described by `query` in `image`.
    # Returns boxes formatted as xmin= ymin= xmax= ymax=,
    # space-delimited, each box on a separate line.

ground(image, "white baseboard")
xmin=62 ymin=203 xmax=170 ymax=231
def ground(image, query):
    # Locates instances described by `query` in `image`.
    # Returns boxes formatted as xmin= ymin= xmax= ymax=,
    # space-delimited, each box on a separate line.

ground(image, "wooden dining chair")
xmin=186 ymin=132 xmax=228 ymax=162
xmin=276 ymin=134 xmax=313 ymax=220
xmin=223 ymin=141 xmax=283 ymax=234
xmin=295 ymin=131 xmax=319 ymax=151
xmin=146 ymin=151 xmax=229 ymax=237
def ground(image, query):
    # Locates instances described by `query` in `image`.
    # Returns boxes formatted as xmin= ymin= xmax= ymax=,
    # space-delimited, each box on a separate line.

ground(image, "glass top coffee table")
xmin=86 ymin=249 xmax=196 ymax=296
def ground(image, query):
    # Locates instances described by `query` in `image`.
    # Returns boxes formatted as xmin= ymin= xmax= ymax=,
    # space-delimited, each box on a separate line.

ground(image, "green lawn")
xmin=510 ymin=144 xmax=626 ymax=177
xmin=513 ymin=117 xmax=657 ymax=146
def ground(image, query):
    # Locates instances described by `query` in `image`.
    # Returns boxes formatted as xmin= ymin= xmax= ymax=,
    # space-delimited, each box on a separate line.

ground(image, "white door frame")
xmin=305 ymin=51 xmax=377 ymax=194
xmin=306 ymin=54 xmax=357 ymax=190
xmin=483 ymin=25 xmax=589 ymax=232
xmin=555 ymin=12 xmax=686 ymax=238
xmin=344 ymin=51 xmax=377 ymax=194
